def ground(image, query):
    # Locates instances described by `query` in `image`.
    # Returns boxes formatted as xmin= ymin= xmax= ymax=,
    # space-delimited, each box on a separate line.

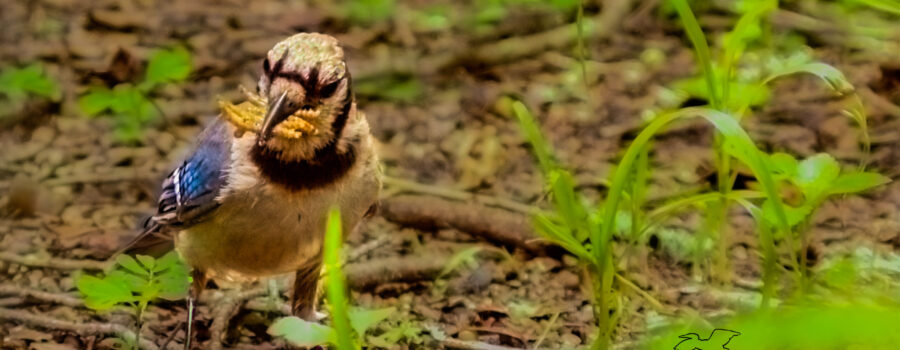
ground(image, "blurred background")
xmin=1 ymin=0 xmax=899 ymax=349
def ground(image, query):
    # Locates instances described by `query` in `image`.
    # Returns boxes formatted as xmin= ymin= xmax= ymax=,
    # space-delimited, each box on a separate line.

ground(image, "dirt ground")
xmin=1 ymin=0 xmax=899 ymax=349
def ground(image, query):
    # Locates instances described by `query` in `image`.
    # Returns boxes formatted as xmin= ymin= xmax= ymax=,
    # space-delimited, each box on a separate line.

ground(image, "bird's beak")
xmin=259 ymin=91 xmax=292 ymax=146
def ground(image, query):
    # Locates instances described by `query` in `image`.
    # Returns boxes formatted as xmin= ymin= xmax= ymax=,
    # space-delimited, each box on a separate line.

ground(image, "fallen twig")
xmin=0 ymin=307 xmax=159 ymax=350
xmin=42 ymin=173 xmax=150 ymax=187
xmin=0 ymin=251 xmax=111 ymax=270
xmin=380 ymin=195 xmax=553 ymax=255
xmin=345 ymin=252 xmax=451 ymax=290
xmin=354 ymin=0 xmax=633 ymax=81
xmin=0 ymin=283 xmax=83 ymax=307
xmin=347 ymin=235 xmax=390 ymax=263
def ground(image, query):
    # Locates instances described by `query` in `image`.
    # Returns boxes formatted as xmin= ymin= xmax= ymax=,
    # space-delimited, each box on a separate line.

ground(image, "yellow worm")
xmin=218 ymin=88 xmax=319 ymax=139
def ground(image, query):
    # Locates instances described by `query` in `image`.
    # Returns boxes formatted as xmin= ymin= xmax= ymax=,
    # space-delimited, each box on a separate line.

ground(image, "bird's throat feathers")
xmin=249 ymin=98 xmax=358 ymax=191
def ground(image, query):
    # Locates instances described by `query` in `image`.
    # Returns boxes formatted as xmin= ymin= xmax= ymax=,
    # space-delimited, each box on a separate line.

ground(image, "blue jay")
xmin=122 ymin=33 xmax=381 ymax=347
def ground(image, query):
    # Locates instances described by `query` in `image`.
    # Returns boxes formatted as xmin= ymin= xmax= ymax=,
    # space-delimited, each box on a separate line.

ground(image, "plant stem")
xmin=713 ymin=135 xmax=733 ymax=285
xmin=589 ymin=257 xmax=612 ymax=350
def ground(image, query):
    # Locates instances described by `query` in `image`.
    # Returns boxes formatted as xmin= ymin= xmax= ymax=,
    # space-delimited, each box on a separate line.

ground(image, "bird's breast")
xmin=174 ymin=179 xmax=372 ymax=281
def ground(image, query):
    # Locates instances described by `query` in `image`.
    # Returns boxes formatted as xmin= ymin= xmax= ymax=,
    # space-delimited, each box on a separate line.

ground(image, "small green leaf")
xmin=794 ymin=153 xmax=841 ymax=198
xmin=765 ymin=62 xmax=854 ymax=95
xmin=136 ymin=255 xmax=156 ymax=271
xmin=115 ymin=255 xmax=149 ymax=276
xmin=78 ymin=88 xmax=115 ymax=116
xmin=829 ymin=172 xmax=891 ymax=195
xmin=76 ymin=275 xmax=135 ymax=311
xmin=769 ymin=152 xmax=798 ymax=177
xmin=152 ymin=251 xmax=180 ymax=273
xmin=157 ymin=273 xmax=190 ymax=300
xmin=762 ymin=199 xmax=811 ymax=228
xmin=0 ymin=64 xmax=61 ymax=101
xmin=348 ymin=307 xmax=395 ymax=337
xmin=268 ymin=317 xmax=335 ymax=347
xmin=671 ymin=76 xmax=770 ymax=109
xmin=438 ymin=247 xmax=482 ymax=278
xmin=145 ymin=47 xmax=192 ymax=86
xmin=108 ymin=270 xmax=147 ymax=291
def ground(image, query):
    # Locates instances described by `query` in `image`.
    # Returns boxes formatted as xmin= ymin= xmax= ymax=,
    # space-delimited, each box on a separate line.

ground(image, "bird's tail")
xmin=116 ymin=217 xmax=175 ymax=258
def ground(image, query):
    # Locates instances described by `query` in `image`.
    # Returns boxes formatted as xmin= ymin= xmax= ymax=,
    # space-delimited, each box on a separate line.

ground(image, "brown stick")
xmin=0 ymin=283 xmax=83 ymax=307
xmin=345 ymin=252 xmax=452 ymax=290
xmin=353 ymin=0 xmax=633 ymax=81
xmin=0 ymin=307 xmax=159 ymax=350
xmin=380 ymin=195 xmax=552 ymax=255
xmin=0 ymin=252 xmax=111 ymax=270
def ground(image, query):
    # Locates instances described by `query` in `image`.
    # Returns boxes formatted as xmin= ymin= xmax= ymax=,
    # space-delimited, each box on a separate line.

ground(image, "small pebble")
xmin=560 ymin=332 xmax=582 ymax=346
xmin=457 ymin=330 xmax=477 ymax=341
xmin=556 ymin=270 xmax=580 ymax=289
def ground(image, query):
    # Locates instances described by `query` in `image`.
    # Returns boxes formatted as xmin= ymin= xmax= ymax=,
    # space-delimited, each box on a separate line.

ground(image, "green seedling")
xmin=644 ymin=302 xmax=900 ymax=349
xmin=668 ymin=0 xmax=873 ymax=287
xmin=646 ymin=247 xmax=900 ymax=349
xmin=269 ymin=208 xmax=394 ymax=349
xmin=368 ymin=319 xmax=426 ymax=347
xmin=0 ymin=64 xmax=61 ymax=103
xmin=79 ymin=47 xmax=192 ymax=143
xmin=269 ymin=307 xmax=395 ymax=348
xmin=764 ymin=152 xmax=890 ymax=281
xmin=76 ymin=251 xmax=190 ymax=349
xmin=516 ymin=101 xmax=794 ymax=347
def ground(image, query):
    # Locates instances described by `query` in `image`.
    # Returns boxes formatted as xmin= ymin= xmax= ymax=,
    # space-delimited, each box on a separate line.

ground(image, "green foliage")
xmin=0 ymin=64 xmax=61 ymax=102
xmin=369 ymin=319 xmax=426 ymax=347
xmin=842 ymin=0 xmax=900 ymax=16
xmin=269 ymin=208 xmax=394 ymax=349
xmin=268 ymin=307 xmax=395 ymax=348
xmin=761 ymin=152 xmax=890 ymax=227
xmin=644 ymin=303 xmax=900 ymax=349
xmin=79 ymin=85 xmax=159 ymax=142
xmin=77 ymin=252 xmax=189 ymax=350
xmin=438 ymin=246 xmax=484 ymax=278
xmin=77 ymin=252 xmax=189 ymax=311
xmin=646 ymin=247 xmax=900 ymax=349
xmin=323 ymin=207 xmax=355 ymax=350
xmin=144 ymin=47 xmax=192 ymax=87
xmin=355 ymin=75 xmax=423 ymax=103
xmin=342 ymin=0 xmax=396 ymax=26
xmin=78 ymin=47 xmax=192 ymax=143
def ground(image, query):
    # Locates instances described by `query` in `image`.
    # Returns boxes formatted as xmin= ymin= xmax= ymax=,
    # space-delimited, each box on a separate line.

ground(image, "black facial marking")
xmin=266 ymin=52 xmax=288 ymax=91
xmin=262 ymin=59 xmax=270 ymax=73
xmin=250 ymin=82 xmax=356 ymax=192
xmin=272 ymin=64 xmax=345 ymax=106
xmin=302 ymin=66 xmax=320 ymax=95
xmin=251 ymin=142 xmax=357 ymax=191
xmin=319 ymin=79 xmax=340 ymax=99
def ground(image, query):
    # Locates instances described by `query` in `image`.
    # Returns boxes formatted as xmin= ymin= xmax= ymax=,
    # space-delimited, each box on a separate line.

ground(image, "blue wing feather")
xmin=124 ymin=118 xmax=232 ymax=255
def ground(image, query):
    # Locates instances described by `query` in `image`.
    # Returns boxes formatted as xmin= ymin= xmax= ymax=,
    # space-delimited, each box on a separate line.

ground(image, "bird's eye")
xmin=319 ymin=79 xmax=341 ymax=99
xmin=263 ymin=59 xmax=271 ymax=73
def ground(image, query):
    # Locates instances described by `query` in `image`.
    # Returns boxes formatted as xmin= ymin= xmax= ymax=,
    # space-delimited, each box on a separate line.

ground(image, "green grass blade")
xmin=670 ymin=0 xmax=721 ymax=109
xmin=599 ymin=108 xmax=792 ymax=303
xmin=324 ymin=208 xmax=357 ymax=350
xmin=513 ymin=101 xmax=556 ymax=174
xmin=764 ymin=62 xmax=871 ymax=162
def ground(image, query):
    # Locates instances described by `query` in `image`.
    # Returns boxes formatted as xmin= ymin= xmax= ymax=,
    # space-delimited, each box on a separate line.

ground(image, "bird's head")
xmin=255 ymin=33 xmax=352 ymax=153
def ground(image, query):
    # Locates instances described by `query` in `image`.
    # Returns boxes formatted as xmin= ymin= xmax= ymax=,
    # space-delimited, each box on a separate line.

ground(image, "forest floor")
xmin=1 ymin=0 xmax=899 ymax=349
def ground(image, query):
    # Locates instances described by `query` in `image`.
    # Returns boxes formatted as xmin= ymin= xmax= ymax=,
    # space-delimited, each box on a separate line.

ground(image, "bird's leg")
xmin=291 ymin=256 xmax=323 ymax=321
xmin=185 ymin=270 xmax=207 ymax=350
